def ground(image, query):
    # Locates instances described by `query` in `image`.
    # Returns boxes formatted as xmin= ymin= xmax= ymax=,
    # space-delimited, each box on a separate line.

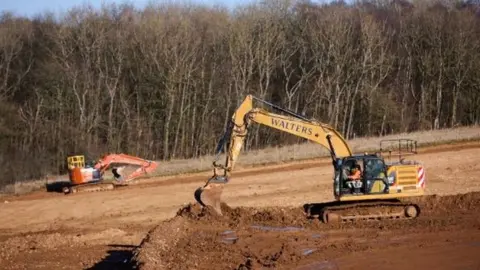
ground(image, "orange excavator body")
xmin=68 ymin=167 xmax=92 ymax=185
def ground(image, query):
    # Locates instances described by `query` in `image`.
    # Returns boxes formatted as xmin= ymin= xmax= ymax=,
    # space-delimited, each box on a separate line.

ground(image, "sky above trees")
xmin=1 ymin=0 xmax=249 ymax=17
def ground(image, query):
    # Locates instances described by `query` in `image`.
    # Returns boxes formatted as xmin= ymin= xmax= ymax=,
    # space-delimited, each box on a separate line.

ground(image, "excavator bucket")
xmin=194 ymin=182 xmax=225 ymax=215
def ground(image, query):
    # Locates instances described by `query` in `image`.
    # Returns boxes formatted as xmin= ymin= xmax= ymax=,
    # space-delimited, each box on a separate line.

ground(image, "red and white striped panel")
xmin=417 ymin=166 xmax=426 ymax=188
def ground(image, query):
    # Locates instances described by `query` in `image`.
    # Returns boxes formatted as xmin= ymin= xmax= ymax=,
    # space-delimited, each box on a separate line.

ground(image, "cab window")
xmin=364 ymin=158 xmax=386 ymax=180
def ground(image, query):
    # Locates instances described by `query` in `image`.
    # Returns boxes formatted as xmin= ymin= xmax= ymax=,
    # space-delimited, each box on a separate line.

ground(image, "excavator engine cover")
xmin=69 ymin=167 xmax=102 ymax=185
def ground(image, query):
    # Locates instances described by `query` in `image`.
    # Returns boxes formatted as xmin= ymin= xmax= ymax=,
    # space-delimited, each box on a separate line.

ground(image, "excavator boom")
xmin=194 ymin=95 xmax=352 ymax=214
xmin=94 ymin=153 xmax=158 ymax=182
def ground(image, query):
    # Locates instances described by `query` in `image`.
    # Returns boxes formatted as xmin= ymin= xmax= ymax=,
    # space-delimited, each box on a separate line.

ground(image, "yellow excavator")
xmin=194 ymin=95 xmax=426 ymax=223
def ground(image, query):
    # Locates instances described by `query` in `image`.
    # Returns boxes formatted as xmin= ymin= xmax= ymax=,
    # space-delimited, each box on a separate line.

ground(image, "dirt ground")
xmin=1 ymin=141 xmax=480 ymax=269
xmin=135 ymin=193 xmax=480 ymax=270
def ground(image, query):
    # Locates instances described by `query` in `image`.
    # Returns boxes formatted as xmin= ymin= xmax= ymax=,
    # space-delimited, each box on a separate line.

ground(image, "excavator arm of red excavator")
xmin=94 ymin=153 xmax=158 ymax=182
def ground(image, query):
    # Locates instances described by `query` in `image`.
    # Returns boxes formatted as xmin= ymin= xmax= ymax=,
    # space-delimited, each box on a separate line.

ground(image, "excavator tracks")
xmin=305 ymin=200 xmax=420 ymax=224
xmin=62 ymin=182 xmax=117 ymax=194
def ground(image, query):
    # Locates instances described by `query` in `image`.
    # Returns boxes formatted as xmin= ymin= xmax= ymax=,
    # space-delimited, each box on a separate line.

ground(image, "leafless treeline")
xmin=1 ymin=0 xmax=480 ymax=185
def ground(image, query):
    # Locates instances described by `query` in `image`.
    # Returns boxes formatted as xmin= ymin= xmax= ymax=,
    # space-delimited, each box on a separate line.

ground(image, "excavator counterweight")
xmin=194 ymin=95 xmax=426 ymax=222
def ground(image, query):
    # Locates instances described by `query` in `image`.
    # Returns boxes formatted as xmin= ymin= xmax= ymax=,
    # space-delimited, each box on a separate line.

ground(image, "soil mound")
xmin=175 ymin=202 xmax=234 ymax=221
xmin=415 ymin=191 xmax=480 ymax=213
xmin=175 ymin=202 xmax=309 ymax=228
xmin=131 ymin=217 xmax=189 ymax=270
xmin=132 ymin=191 xmax=480 ymax=270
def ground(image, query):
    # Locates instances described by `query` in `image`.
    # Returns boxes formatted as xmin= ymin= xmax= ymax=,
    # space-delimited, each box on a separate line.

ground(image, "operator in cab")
xmin=348 ymin=164 xmax=362 ymax=181
xmin=346 ymin=163 xmax=363 ymax=193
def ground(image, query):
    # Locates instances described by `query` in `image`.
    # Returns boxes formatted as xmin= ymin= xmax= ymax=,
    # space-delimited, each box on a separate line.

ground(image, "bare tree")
xmin=444 ymin=9 xmax=477 ymax=127
xmin=357 ymin=13 xmax=394 ymax=136
xmin=0 ymin=13 xmax=33 ymax=100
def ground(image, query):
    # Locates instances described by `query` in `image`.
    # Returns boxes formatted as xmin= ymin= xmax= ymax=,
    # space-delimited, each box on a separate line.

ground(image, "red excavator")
xmin=63 ymin=153 xmax=158 ymax=194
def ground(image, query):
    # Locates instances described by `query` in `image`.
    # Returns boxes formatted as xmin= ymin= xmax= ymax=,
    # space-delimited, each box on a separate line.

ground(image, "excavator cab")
xmin=364 ymin=157 xmax=391 ymax=193
xmin=335 ymin=155 xmax=390 ymax=197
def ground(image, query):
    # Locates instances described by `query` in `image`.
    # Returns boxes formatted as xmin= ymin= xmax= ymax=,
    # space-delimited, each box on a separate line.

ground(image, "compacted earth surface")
xmin=0 ymin=141 xmax=480 ymax=269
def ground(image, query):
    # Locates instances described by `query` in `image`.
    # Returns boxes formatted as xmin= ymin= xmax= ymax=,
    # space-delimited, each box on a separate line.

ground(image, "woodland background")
xmin=1 ymin=0 xmax=480 ymax=186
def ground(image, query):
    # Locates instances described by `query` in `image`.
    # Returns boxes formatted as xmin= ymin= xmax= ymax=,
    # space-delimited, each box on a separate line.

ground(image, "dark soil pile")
xmin=175 ymin=201 xmax=313 ymax=228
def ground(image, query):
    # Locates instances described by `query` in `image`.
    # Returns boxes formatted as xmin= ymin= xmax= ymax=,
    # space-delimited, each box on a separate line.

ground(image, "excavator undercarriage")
xmin=62 ymin=181 xmax=116 ymax=194
xmin=305 ymin=199 xmax=420 ymax=224
xmin=194 ymin=95 xmax=426 ymax=223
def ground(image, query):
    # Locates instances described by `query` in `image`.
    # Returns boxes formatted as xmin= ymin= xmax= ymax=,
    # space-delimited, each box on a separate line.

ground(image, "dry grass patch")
xmin=150 ymin=125 xmax=480 ymax=176
xmin=2 ymin=125 xmax=479 ymax=196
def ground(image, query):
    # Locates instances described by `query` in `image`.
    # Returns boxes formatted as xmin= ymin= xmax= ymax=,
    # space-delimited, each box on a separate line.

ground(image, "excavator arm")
xmin=94 ymin=153 xmax=158 ymax=182
xmin=194 ymin=95 xmax=352 ymax=214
